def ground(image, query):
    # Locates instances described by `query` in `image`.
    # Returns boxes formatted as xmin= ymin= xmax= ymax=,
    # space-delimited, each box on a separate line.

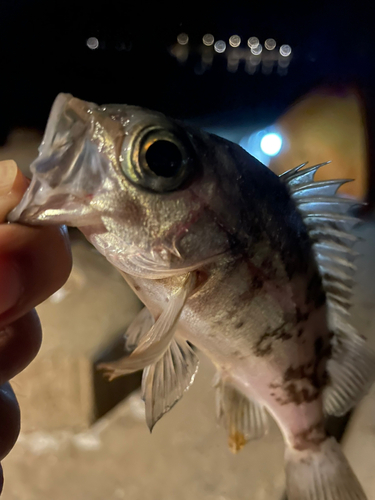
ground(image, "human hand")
xmin=0 ymin=160 xmax=72 ymax=493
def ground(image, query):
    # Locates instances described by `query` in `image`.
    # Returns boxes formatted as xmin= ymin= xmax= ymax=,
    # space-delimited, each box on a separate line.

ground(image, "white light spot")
xmin=251 ymin=44 xmax=263 ymax=56
xmin=280 ymin=44 xmax=292 ymax=57
xmin=72 ymin=432 xmax=101 ymax=451
xmin=265 ymin=38 xmax=276 ymax=50
xmin=214 ymin=40 xmax=226 ymax=53
xmin=202 ymin=33 xmax=214 ymax=46
xmin=86 ymin=37 xmax=99 ymax=50
xmin=260 ymin=133 xmax=283 ymax=156
xmin=49 ymin=288 xmax=68 ymax=304
xmin=177 ymin=33 xmax=189 ymax=45
xmin=229 ymin=35 xmax=241 ymax=47
xmin=247 ymin=36 xmax=259 ymax=48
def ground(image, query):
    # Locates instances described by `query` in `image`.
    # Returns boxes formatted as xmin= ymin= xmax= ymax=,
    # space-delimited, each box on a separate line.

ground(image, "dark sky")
xmin=0 ymin=0 xmax=374 ymax=141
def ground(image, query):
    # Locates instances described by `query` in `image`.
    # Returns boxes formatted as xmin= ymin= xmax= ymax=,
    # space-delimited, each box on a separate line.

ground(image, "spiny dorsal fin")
xmin=281 ymin=162 xmax=375 ymax=416
xmin=280 ymin=162 xmax=360 ymax=320
xmin=290 ymin=179 xmax=353 ymax=198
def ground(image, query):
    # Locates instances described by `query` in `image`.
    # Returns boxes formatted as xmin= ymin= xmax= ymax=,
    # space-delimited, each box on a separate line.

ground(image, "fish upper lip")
xmin=8 ymin=193 xmax=94 ymax=225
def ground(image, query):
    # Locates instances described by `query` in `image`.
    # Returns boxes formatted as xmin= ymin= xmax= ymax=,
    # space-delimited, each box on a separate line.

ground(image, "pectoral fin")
xmin=142 ymin=337 xmax=199 ymax=431
xmin=98 ymin=273 xmax=194 ymax=380
xmin=215 ymin=375 xmax=269 ymax=453
xmin=125 ymin=307 xmax=155 ymax=352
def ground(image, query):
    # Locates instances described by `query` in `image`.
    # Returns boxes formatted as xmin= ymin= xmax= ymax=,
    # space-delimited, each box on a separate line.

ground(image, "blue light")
xmin=239 ymin=127 xmax=284 ymax=166
xmin=260 ymin=133 xmax=282 ymax=156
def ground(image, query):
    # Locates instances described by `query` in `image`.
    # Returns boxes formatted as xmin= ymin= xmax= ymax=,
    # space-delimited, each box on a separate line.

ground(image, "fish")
xmin=8 ymin=93 xmax=375 ymax=500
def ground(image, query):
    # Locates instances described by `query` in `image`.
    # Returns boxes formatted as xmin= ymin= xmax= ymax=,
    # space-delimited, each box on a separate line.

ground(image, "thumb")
xmin=0 ymin=160 xmax=29 ymax=223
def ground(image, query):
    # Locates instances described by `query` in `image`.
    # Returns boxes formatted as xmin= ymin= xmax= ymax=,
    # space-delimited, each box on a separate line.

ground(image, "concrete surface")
xmin=3 ymin=355 xmax=286 ymax=500
xmin=9 ymin=233 xmax=142 ymax=432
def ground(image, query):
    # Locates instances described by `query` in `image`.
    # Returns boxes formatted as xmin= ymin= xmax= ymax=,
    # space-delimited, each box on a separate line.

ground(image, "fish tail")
xmin=285 ymin=437 xmax=367 ymax=500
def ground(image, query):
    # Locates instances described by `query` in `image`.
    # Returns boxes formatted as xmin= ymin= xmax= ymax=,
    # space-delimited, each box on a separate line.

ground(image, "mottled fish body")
xmin=9 ymin=94 xmax=375 ymax=500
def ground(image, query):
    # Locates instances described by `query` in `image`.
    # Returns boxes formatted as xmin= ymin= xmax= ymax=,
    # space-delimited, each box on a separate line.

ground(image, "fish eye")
xmin=144 ymin=140 xmax=183 ymax=178
xmin=121 ymin=125 xmax=194 ymax=192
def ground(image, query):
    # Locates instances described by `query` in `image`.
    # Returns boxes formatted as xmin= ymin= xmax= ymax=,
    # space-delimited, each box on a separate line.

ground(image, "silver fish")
xmin=9 ymin=93 xmax=375 ymax=500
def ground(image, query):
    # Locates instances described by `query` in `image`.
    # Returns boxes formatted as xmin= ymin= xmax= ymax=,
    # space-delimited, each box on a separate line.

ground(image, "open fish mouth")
xmin=7 ymin=93 xmax=112 ymax=227
xmin=8 ymin=186 xmax=101 ymax=227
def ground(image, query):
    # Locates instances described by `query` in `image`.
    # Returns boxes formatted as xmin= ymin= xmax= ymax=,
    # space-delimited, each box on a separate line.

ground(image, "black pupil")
xmin=145 ymin=140 xmax=183 ymax=177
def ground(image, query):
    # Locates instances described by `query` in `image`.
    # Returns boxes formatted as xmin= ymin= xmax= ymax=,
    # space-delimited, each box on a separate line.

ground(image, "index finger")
xmin=0 ymin=160 xmax=30 ymax=222
xmin=0 ymin=159 xmax=72 ymax=327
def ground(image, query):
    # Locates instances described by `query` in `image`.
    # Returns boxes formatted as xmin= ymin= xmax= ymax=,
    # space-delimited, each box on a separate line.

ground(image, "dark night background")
xmin=0 ymin=0 xmax=374 ymax=161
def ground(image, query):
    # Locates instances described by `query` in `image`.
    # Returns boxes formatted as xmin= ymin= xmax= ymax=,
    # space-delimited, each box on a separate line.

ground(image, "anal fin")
xmin=142 ymin=337 xmax=199 ymax=431
xmin=215 ymin=375 xmax=268 ymax=453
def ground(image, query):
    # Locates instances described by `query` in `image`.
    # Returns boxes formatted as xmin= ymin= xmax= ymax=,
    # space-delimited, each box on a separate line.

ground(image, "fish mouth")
xmin=8 ymin=190 xmax=101 ymax=227
xmin=7 ymin=93 xmax=109 ymax=227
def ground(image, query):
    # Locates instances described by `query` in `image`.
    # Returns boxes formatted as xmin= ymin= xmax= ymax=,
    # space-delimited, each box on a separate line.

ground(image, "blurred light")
xmin=177 ymin=33 xmax=189 ymax=45
xmin=278 ymin=58 xmax=290 ymax=68
xmin=229 ymin=35 xmax=241 ymax=47
xmin=262 ymin=61 xmax=274 ymax=75
xmin=265 ymin=38 xmax=276 ymax=50
xmin=249 ymin=55 xmax=261 ymax=66
xmin=277 ymin=65 xmax=288 ymax=76
xmin=202 ymin=33 xmax=214 ymax=46
xmin=240 ymin=127 xmax=284 ymax=166
xmin=227 ymin=53 xmax=240 ymax=73
xmin=245 ymin=59 xmax=257 ymax=74
xmin=214 ymin=40 xmax=226 ymax=53
xmin=201 ymin=49 xmax=214 ymax=65
xmin=170 ymin=44 xmax=189 ymax=63
xmin=86 ymin=37 xmax=99 ymax=50
xmin=280 ymin=44 xmax=292 ymax=57
xmin=247 ymin=37 xmax=259 ymax=48
xmin=251 ymin=44 xmax=263 ymax=56
xmin=260 ymin=133 xmax=283 ymax=155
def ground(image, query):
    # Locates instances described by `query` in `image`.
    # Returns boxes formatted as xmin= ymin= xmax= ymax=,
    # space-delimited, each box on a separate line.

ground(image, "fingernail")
xmin=0 ymin=260 xmax=22 ymax=316
xmin=0 ymin=161 xmax=18 ymax=197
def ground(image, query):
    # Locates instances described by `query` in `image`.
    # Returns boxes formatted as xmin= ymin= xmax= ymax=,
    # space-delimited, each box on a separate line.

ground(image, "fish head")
xmin=8 ymin=94 xmax=234 ymax=278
